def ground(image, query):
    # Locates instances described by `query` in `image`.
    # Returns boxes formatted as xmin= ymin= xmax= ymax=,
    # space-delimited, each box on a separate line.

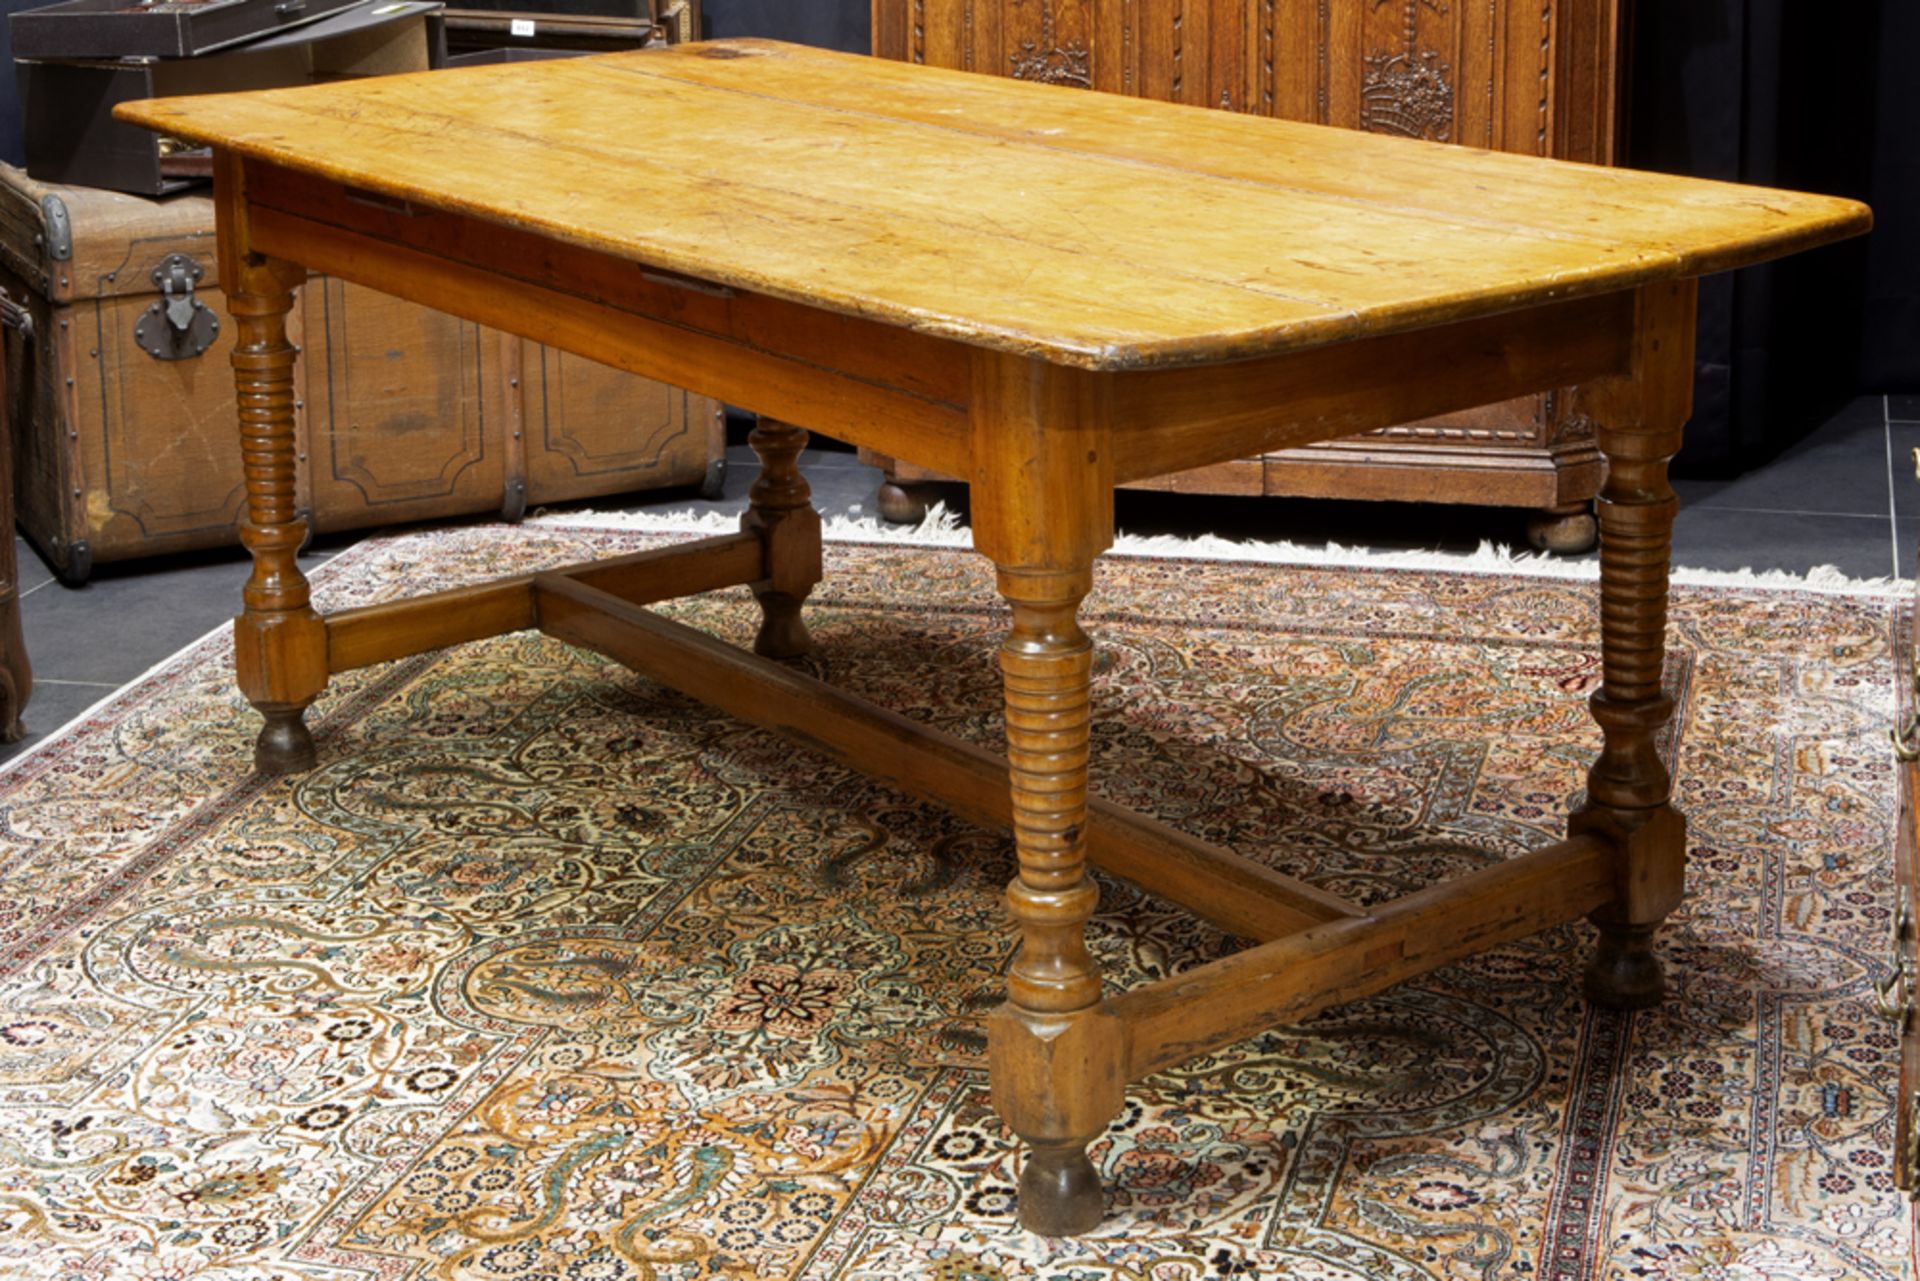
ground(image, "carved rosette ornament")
xmin=1550 ymin=410 xmax=1602 ymax=448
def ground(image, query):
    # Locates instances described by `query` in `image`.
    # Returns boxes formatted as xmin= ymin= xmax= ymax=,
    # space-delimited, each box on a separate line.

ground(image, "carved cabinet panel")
xmin=1266 ymin=0 xmax=1616 ymax=159
xmin=876 ymin=0 xmax=1619 ymax=154
xmin=871 ymin=0 xmax=1624 ymax=545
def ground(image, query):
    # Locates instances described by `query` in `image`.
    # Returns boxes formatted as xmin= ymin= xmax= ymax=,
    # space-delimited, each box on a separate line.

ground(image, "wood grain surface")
xmin=116 ymin=40 xmax=1869 ymax=371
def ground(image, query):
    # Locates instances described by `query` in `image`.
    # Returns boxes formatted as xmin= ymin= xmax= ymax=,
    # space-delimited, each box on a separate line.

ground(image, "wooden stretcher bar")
xmin=328 ymin=521 xmax=1610 ymax=1083
xmin=534 ymin=561 xmax=1366 ymax=941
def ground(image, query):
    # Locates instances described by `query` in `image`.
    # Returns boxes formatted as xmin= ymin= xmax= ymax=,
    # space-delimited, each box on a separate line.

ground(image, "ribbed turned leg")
xmin=227 ymin=254 xmax=326 ymax=775
xmin=987 ymin=566 xmax=1121 ymax=1236
xmin=1573 ymin=282 xmax=1694 ymax=1009
xmin=740 ymin=417 xmax=821 ymax=659
xmin=968 ymin=349 xmax=1121 ymax=1236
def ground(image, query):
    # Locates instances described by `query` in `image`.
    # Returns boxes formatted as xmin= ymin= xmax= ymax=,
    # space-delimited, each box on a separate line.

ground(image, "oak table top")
xmin=117 ymin=39 xmax=1867 ymax=372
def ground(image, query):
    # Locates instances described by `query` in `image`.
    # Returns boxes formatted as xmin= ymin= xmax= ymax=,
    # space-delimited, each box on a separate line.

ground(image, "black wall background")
xmin=0 ymin=0 xmax=39 ymax=165
xmin=1860 ymin=5 xmax=1920 ymax=392
xmin=1628 ymin=0 xmax=1917 ymax=473
xmin=703 ymin=0 xmax=866 ymax=51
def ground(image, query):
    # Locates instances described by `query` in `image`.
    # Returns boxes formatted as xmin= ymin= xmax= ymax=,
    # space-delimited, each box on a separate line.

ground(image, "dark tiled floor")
xmin=1673 ymin=396 xmax=1891 ymax=517
xmin=6 ymin=394 xmax=1915 ymax=763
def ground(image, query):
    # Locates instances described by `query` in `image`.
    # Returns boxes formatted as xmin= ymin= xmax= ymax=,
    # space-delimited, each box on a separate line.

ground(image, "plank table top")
xmin=116 ymin=39 xmax=1868 ymax=372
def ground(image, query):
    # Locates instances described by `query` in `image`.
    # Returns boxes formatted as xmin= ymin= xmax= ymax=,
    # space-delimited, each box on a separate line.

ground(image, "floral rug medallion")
xmin=0 ymin=523 xmax=1910 ymax=1280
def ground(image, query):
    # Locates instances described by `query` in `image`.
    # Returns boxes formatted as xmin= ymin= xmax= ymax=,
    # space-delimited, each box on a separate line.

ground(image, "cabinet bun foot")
xmin=1526 ymin=504 xmax=1599 ymax=554
xmin=876 ymin=481 xmax=947 ymax=525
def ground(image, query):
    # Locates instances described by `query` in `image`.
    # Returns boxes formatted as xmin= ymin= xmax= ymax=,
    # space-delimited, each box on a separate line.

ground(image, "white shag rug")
xmin=532 ymin=503 xmax=1911 ymax=598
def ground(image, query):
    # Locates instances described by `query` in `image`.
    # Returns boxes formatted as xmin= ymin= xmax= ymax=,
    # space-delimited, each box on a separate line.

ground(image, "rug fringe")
xmin=11 ymin=506 xmax=1888 ymax=778
xmin=531 ymin=505 xmax=1910 ymax=597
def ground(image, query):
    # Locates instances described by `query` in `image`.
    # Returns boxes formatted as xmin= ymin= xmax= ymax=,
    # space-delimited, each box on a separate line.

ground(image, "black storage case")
xmin=10 ymin=0 xmax=366 ymax=60
xmin=17 ymin=0 xmax=438 ymax=194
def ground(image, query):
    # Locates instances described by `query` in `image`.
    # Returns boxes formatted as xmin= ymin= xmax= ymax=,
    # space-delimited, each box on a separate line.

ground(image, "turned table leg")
xmin=217 ymin=156 xmax=325 ymax=775
xmin=988 ymin=564 xmax=1125 ymax=1235
xmin=740 ymin=417 xmax=822 ymax=659
xmin=229 ymin=257 xmax=326 ymax=774
xmin=969 ymin=351 xmax=1123 ymax=1236
xmin=0 ymin=600 xmax=26 ymax=745
xmin=1573 ymin=281 xmax=1694 ymax=1009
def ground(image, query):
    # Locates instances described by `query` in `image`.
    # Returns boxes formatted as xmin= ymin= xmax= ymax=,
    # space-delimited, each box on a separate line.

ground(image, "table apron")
xmin=240 ymin=158 xmax=1641 ymax=490
xmin=242 ymin=195 xmax=977 ymax=478
xmin=1108 ymin=290 xmax=1637 ymax=485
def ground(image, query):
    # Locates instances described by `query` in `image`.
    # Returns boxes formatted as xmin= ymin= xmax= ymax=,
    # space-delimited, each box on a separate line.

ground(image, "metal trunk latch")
xmin=135 ymin=254 xmax=219 ymax=361
xmin=39 ymin=194 xmax=72 ymax=262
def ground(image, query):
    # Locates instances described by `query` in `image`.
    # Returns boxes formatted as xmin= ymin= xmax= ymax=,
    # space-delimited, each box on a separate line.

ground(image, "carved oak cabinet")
xmin=869 ymin=0 xmax=1625 ymax=550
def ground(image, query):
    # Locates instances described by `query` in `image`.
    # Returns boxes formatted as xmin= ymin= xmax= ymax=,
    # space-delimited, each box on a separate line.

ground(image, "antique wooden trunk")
xmin=0 ymin=164 xmax=722 ymax=584
xmin=868 ymin=0 xmax=1624 ymax=550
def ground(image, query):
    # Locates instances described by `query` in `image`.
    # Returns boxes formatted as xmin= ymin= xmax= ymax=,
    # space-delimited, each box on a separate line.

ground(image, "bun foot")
xmin=876 ymin=481 xmax=946 ymax=525
xmin=254 ymin=707 xmax=317 ymax=775
xmin=1585 ymin=922 xmax=1666 ymax=1010
xmin=1017 ymin=1142 xmax=1104 ymax=1237
xmin=1526 ymin=503 xmax=1598 ymax=554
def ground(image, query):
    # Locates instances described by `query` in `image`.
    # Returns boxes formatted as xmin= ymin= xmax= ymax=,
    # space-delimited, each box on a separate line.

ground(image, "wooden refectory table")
xmin=118 ymin=41 xmax=1871 ymax=1236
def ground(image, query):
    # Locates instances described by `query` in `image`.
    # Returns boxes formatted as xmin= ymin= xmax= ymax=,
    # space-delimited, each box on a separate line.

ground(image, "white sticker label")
xmin=510 ymin=17 xmax=536 ymax=37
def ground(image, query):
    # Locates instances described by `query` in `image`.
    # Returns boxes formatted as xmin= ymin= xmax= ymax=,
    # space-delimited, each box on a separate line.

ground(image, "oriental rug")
xmin=0 ymin=521 xmax=1912 ymax=1281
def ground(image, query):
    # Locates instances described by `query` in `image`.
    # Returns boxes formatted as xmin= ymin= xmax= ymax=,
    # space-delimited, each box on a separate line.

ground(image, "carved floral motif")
xmin=1360 ymin=0 xmax=1455 ymax=141
xmin=1011 ymin=39 xmax=1093 ymax=86
xmin=1009 ymin=5 xmax=1093 ymax=88
xmin=1361 ymin=48 xmax=1454 ymax=140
